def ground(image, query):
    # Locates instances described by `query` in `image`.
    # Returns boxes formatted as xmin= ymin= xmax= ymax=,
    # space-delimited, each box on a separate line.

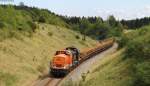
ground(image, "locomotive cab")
xmin=50 ymin=47 xmax=80 ymax=76
xmin=50 ymin=50 xmax=73 ymax=75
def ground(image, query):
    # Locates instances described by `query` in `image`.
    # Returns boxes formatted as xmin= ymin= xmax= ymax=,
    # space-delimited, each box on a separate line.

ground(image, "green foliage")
xmin=108 ymin=23 xmax=124 ymax=37
xmin=75 ymin=35 xmax=80 ymax=39
xmin=119 ymin=25 xmax=150 ymax=86
xmin=91 ymin=22 xmax=110 ymax=40
xmin=0 ymin=29 xmax=22 ymax=41
xmin=39 ymin=16 xmax=46 ymax=23
xmin=107 ymin=15 xmax=117 ymax=27
xmin=63 ymin=15 xmax=123 ymax=40
xmin=117 ymin=34 xmax=128 ymax=48
xmin=120 ymin=26 xmax=150 ymax=58
xmin=125 ymin=33 xmax=150 ymax=60
xmin=0 ymin=5 xmax=68 ymax=41
xmin=121 ymin=17 xmax=150 ymax=29
xmin=27 ymin=21 xmax=37 ymax=32
xmin=80 ymin=18 xmax=90 ymax=33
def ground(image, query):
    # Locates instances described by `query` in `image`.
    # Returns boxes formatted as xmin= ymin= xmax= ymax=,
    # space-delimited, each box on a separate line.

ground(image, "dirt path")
xmin=32 ymin=43 xmax=118 ymax=86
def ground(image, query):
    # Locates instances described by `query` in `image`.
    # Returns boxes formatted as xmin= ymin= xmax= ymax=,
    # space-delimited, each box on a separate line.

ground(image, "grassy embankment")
xmin=67 ymin=25 xmax=150 ymax=86
xmin=0 ymin=5 xmax=97 ymax=86
xmin=0 ymin=24 xmax=97 ymax=86
xmin=78 ymin=49 xmax=134 ymax=86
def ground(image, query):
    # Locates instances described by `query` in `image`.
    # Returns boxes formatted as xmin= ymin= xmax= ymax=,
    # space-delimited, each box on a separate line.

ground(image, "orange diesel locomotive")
xmin=50 ymin=47 xmax=80 ymax=76
xmin=50 ymin=38 xmax=114 ymax=76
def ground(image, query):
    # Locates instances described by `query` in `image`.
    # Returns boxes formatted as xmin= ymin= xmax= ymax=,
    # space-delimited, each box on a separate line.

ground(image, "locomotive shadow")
xmin=38 ymin=73 xmax=64 ymax=80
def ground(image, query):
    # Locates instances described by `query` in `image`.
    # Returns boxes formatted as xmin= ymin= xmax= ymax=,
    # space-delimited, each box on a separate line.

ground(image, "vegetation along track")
xmin=32 ymin=38 xmax=115 ymax=86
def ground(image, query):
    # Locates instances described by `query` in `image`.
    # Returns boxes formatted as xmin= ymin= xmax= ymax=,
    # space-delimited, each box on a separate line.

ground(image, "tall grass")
xmin=0 ymin=24 xmax=97 ymax=86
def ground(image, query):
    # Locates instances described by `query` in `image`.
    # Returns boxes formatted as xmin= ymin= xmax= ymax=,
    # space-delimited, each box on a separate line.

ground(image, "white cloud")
xmin=94 ymin=6 xmax=150 ymax=20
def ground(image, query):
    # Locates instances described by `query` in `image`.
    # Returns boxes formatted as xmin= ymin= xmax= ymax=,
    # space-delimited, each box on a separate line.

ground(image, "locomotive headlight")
xmin=63 ymin=64 xmax=69 ymax=69
xmin=63 ymin=66 xmax=66 ymax=69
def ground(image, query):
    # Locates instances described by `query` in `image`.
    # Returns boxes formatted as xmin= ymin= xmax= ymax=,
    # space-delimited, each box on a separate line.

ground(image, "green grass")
xmin=0 ymin=24 xmax=97 ymax=86
xmin=66 ymin=49 xmax=134 ymax=86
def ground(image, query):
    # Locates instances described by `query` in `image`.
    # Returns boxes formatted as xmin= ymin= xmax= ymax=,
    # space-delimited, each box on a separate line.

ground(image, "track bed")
xmin=32 ymin=39 xmax=116 ymax=86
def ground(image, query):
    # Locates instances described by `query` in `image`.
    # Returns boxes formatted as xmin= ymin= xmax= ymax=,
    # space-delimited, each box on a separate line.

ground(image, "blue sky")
xmin=1 ymin=0 xmax=150 ymax=20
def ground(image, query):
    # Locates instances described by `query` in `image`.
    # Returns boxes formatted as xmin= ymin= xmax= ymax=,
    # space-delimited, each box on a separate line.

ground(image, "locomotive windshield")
xmin=55 ymin=50 xmax=71 ymax=56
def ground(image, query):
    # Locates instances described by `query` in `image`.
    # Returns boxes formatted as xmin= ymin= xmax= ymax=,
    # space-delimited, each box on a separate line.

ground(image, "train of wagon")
xmin=50 ymin=38 xmax=114 ymax=76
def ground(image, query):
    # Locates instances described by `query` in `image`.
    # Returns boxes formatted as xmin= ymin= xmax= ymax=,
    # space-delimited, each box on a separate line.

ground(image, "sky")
xmin=1 ymin=0 xmax=150 ymax=20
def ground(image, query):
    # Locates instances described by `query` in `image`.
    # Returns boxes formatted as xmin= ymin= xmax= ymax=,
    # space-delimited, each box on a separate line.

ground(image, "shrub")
xmin=117 ymin=34 xmax=128 ymax=48
xmin=122 ymin=26 xmax=150 ymax=86
xmin=125 ymin=33 xmax=150 ymax=60
xmin=75 ymin=35 xmax=80 ymax=39
xmin=39 ymin=16 xmax=46 ymax=23
xmin=27 ymin=21 xmax=37 ymax=32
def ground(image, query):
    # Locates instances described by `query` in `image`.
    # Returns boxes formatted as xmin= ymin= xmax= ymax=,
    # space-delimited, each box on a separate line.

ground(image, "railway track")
xmin=32 ymin=77 xmax=61 ymax=86
xmin=32 ymin=40 xmax=117 ymax=86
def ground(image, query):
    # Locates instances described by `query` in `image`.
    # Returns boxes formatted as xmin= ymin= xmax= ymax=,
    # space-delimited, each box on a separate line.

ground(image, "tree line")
xmin=59 ymin=16 xmax=124 ymax=40
xmin=59 ymin=15 xmax=150 ymax=40
xmin=1 ymin=4 xmax=150 ymax=41
xmin=121 ymin=17 xmax=150 ymax=29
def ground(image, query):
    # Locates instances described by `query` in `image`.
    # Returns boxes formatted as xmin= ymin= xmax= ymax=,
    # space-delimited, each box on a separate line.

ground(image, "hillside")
xmin=0 ymin=5 xmax=68 ymax=41
xmin=0 ymin=23 xmax=97 ymax=86
xmin=72 ymin=25 xmax=150 ymax=86
xmin=0 ymin=5 xmax=98 ymax=86
xmin=77 ymin=49 xmax=134 ymax=86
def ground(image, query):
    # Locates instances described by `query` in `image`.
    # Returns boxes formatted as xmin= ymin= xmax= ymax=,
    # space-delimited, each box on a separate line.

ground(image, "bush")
xmin=27 ymin=21 xmax=37 ymax=32
xmin=125 ymin=32 xmax=150 ymax=60
xmin=39 ymin=16 xmax=46 ymax=23
xmin=75 ymin=35 xmax=80 ymax=39
xmin=117 ymin=34 xmax=128 ymax=48
xmin=122 ymin=26 xmax=150 ymax=86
